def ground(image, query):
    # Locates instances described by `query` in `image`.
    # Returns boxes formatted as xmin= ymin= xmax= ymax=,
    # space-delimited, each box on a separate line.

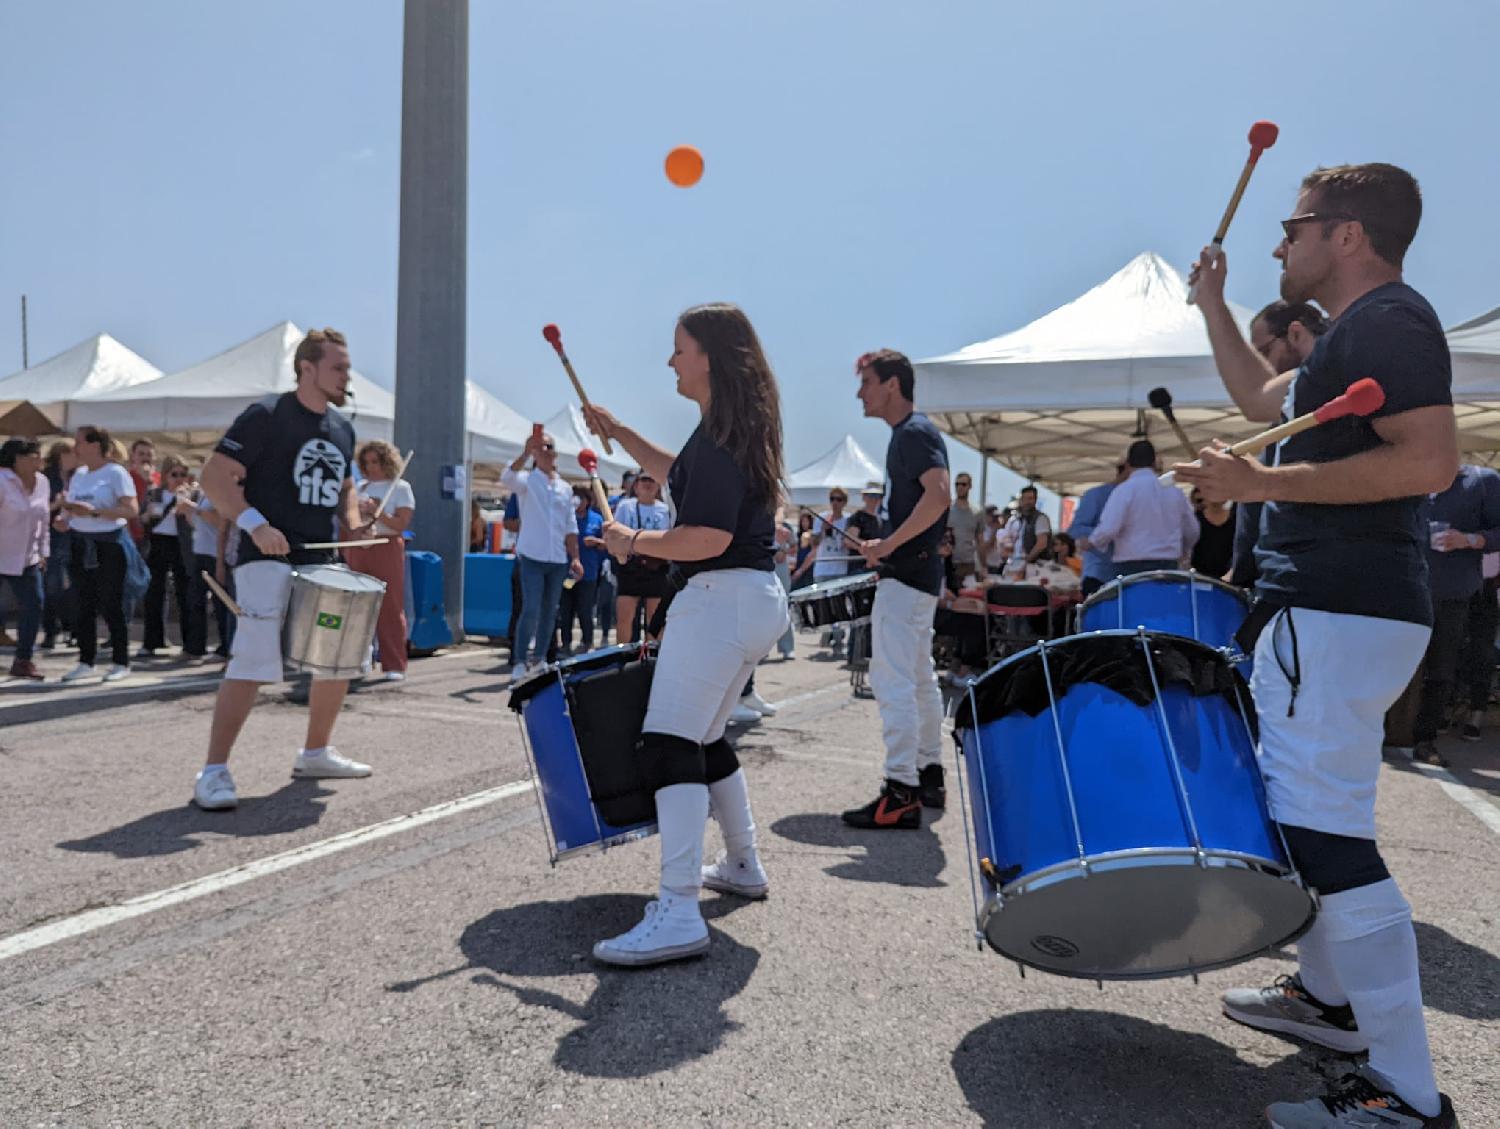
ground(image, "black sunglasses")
xmin=1280 ymin=211 xmax=1359 ymax=242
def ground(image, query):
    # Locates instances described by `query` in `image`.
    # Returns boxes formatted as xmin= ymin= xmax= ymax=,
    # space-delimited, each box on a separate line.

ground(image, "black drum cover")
xmin=567 ymin=658 xmax=657 ymax=826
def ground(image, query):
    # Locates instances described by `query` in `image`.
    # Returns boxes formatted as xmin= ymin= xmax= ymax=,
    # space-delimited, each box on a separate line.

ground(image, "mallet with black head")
xmin=1148 ymin=386 xmax=1198 ymax=461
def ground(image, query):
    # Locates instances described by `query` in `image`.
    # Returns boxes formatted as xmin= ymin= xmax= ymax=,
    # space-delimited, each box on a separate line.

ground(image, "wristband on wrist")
xmin=236 ymin=507 xmax=268 ymax=533
xmin=630 ymin=529 xmax=643 ymax=554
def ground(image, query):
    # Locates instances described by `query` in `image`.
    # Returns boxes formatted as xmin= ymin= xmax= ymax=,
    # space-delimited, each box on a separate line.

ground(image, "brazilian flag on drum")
xmin=315 ymin=612 xmax=343 ymax=631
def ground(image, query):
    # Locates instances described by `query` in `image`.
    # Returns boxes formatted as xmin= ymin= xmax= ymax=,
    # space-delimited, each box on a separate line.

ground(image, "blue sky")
xmin=4 ymin=1 xmax=1498 ymax=510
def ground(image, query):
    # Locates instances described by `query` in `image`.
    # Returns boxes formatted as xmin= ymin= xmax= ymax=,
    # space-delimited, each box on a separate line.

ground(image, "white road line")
xmin=1413 ymin=763 xmax=1500 ymax=836
xmin=0 ymin=778 xmax=534 ymax=964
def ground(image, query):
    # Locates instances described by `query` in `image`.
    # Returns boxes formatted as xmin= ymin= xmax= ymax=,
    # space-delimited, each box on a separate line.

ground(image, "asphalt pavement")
xmin=0 ymin=636 xmax=1495 ymax=1128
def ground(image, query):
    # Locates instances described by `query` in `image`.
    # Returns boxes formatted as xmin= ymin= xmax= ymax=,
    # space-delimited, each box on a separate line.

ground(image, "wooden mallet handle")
xmin=1148 ymin=387 xmax=1198 ymax=462
xmin=200 ymin=570 xmax=244 ymax=618
xmin=577 ymin=449 xmax=614 ymax=523
xmin=542 ymin=324 xmax=615 ymax=455
xmin=369 ymin=449 xmax=415 ymax=523
xmin=1187 ymin=120 xmax=1280 ymax=306
xmin=1160 ymin=378 xmax=1385 ymax=484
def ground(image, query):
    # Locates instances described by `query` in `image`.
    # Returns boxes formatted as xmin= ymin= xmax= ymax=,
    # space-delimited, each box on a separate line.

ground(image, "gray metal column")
xmin=394 ymin=0 xmax=468 ymax=636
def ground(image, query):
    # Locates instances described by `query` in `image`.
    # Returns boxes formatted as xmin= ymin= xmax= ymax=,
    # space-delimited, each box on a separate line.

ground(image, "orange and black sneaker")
xmin=841 ymin=779 xmax=922 ymax=830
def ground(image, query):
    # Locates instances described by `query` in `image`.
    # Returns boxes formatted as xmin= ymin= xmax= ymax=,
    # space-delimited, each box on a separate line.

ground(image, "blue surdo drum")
xmin=952 ymin=630 xmax=1314 ymax=980
xmin=1078 ymin=570 xmax=1251 ymax=671
xmin=508 ymin=644 xmax=658 ymax=863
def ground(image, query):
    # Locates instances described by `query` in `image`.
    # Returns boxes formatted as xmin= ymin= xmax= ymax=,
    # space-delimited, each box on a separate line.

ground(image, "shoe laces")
xmin=1270 ymin=973 xmax=1307 ymax=1001
xmin=1322 ymin=1072 xmax=1397 ymax=1116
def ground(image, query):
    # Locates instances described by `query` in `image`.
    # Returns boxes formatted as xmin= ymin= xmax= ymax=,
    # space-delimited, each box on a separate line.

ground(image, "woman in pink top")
xmin=0 ymin=438 xmax=51 ymax=680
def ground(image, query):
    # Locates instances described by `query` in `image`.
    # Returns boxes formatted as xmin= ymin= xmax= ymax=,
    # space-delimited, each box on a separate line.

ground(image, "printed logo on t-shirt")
xmin=294 ymin=439 xmax=348 ymax=507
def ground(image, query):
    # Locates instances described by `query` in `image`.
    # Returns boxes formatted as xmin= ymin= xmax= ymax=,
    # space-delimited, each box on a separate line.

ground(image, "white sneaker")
xmin=508 ymin=661 xmax=533 ymax=683
xmin=292 ymin=747 xmax=373 ymax=779
xmin=592 ymin=894 xmax=710 ymax=966
xmin=193 ymin=768 xmax=238 ymax=811
xmin=60 ymin=663 xmax=97 ymax=683
xmin=380 ymin=671 xmax=406 ymax=683
xmin=741 ymin=690 xmax=777 ymax=716
xmin=727 ymin=703 xmax=761 ymax=726
xmin=702 ymin=851 xmax=769 ymax=899
xmin=102 ymin=664 xmax=131 ymax=683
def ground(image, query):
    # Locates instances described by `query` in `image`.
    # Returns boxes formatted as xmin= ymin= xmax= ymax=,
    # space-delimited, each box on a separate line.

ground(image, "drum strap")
xmin=1268 ymin=608 xmax=1302 ymax=718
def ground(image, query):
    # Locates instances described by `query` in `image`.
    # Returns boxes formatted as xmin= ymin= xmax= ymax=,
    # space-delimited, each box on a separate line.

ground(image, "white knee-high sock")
xmin=1295 ymin=913 xmax=1348 ymax=1006
xmin=1320 ymin=879 xmax=1439 ymax=1117
xmin=708 ymin=769 xmax=758 ymax=861
xmin=655 ymin=783 xmax=709 ymax=901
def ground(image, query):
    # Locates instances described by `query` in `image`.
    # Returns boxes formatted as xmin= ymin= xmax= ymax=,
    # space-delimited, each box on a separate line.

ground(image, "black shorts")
xmin=616 ymin=560 xmax=671 ymax=599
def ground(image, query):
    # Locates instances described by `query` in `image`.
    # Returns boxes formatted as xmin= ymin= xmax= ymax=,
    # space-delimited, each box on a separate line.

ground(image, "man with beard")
xmin=1184 ymin=164 xmax=1457 ymax=1127
xmin=191 ymin=328 xmax=371 ymax=811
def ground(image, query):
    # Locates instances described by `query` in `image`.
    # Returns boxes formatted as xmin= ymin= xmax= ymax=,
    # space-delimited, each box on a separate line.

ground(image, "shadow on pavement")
xmin=56 ymin=779 xmax=334 ymax=858
xmin=1415 ymin=920 xmax=1500 ymax=1021
xmin=1385 ymin=750 xmax=1500 ymax=799
xmin=386 ymin=892 xmax=759 ymax=1077
xmin=953 ymin=1008 xmax=1323 ymax=1128
xmin=770 ymin=811 xmax=947 ymax=888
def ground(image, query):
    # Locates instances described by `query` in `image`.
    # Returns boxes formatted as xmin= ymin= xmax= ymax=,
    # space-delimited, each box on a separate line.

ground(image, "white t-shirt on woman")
xmin=66 ymin=463 xmax=135 ymax=533
xmin=359 ymin=478 xmax=416 ymax=537
xmin=615 ymin=498 xmax=671 ymax=533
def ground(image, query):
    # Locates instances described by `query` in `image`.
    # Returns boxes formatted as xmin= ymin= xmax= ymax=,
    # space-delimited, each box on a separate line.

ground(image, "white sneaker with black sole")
xmin=741 ymin=690 xmax=777 ymax=716
xmin=60 ymin=663 xmax=96 ymax=683
xmin=1221 ymin=973 xmax=1367 ymax=1053
xmin=1265 ymin=1065 xmax=1456 ymax=1128
xmin=292 ymin=747 xmax=373 ymax=779
xmin=592 ymin=893 xmax=710 ymax=966
xmin=102 ymin=664 xmax=131 ymax=683
xmin=701 ymin=851 xmax=769 ymax=899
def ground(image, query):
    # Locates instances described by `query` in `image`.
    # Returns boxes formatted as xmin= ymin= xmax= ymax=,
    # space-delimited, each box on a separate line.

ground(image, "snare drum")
xmin=283 ymin=564 xmax=385 ymax=679
xmin=508 ymin=645 xmax=658 ymax=863
xmin=953 ymin=630 xmax=1314 ymax=980
xmin=1078 ymin=570 xmax=1249 ymax=662
xmin=789 ymin=571 xmax=879 ymax=629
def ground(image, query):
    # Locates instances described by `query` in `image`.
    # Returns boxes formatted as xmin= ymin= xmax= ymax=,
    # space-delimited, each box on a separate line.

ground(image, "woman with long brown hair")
xmin=582 ymin=302 xmax=787 ymax=966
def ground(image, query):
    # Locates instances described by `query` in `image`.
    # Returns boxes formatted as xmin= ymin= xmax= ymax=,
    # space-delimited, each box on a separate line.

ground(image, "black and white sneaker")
xmin=1265 ymin=1066 xmax=1456 ymax=1128
xmin=1221 ymin=973 xmax=1366 ymax=1053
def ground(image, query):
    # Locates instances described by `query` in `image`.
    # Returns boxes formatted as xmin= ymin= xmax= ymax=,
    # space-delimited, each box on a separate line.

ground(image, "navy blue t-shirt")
xmin=1254 ymin=282 xmax=1452 ymax=625
xmin=666 ymin=422 xmax=775 ymax=579
xmin=881 ymin=412 xmax=949 ymax=595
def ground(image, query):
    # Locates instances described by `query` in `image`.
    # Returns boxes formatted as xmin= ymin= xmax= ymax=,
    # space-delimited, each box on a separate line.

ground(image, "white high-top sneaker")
xmin=592 ymin=893 xmax=710 ymax=966
xmin=702 ymin=851 xmax=769 ymax=899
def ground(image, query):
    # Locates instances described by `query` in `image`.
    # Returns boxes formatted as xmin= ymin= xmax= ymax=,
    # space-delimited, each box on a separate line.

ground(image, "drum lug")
xmin=1096 ymin=979 xmax=1104 ymax=992
xmin=1191 ymin=971 xmax=1200 ymax=986
xmin=1015 ymin=961 xmax=1026 ymax=979
xmin=1195 ymin=848 xmax=1209 ymax=868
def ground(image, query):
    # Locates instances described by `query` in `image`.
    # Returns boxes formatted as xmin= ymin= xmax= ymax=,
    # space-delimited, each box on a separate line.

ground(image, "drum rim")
xmin=991 ymin=845 xmax=1296 ymax=899
xmin=790 ymin=570 xmax=880 ymax=599
xmin=961 ymin=627 xmax=1234 ymax=701
xmin=1078 ymin=569 xmax=1249 ymax=612
xmin=552 ymin=822 xmax=658 ymax=863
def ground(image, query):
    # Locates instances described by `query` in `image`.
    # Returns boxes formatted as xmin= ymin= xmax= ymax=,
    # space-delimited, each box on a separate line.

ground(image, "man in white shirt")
xmin=501 ymin=431 xmax=583 ymax=679
xmin=1086 ymin=440 xmax=1198 ymax=575
xmin=812 ymin=489 xmax=854 ymax=581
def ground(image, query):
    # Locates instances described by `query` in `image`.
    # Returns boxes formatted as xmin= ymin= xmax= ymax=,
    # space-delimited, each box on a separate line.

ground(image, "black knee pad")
xmin=1279 ymin=824 xmax=1391 ymax=895
xmin=704 ymin=737 xmax=740 ymax=784
xmin=640 ymin=731 xmax=705 ymax=789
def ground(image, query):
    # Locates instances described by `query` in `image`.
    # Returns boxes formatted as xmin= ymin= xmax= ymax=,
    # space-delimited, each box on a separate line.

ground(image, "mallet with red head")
xmin=541 ymin=324 xmax=615 ymax=455
xmin=1186 ymin=120 xmax=1280 ymax=306
xmin=1161 ymin=377 xmax=1384 ymax=484
xmin=577 ymin=447 xmax=614 ymax=524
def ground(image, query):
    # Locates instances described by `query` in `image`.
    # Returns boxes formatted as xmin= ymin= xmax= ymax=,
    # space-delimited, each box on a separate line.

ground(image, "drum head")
xmin=982 ymin=855 xmax=1315 ymax=979
xmin=294 ymin=563 xmax=385 ymax=593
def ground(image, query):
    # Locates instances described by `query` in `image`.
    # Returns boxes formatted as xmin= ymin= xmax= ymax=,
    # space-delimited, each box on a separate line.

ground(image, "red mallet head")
xmin=542 ymin=323 xmax=563 ymax=354
xmin=578 ymin=447 xmax=598 ymax=477
xmin=1314 ymin=378 xmax=1385 ymax=423
xmin=1248 ymin=120 xmax=1279 ymax=155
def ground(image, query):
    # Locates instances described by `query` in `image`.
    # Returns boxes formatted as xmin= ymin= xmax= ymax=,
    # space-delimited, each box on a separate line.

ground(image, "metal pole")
xmin=978 ymin=451 xmax=989 ymax=508
xmin=394 ymin=0 xmax=469 ymax=637
xmin=20 ymin=294 xmax=28 ymax=369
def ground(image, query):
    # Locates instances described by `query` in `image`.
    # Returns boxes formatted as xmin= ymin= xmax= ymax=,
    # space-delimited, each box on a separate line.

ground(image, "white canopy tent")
xmin=785 ymin=434 xmax=884 ymax=507
xmin=0 ymin=333 xmax=162 ymax=427
xmin=72 ymin=322 xmax=396 ymax=445
xmin=915 ymin=252 xmax=1262 ymax=494
xmin=1445 ymin=306 xmax=1500 ymax=457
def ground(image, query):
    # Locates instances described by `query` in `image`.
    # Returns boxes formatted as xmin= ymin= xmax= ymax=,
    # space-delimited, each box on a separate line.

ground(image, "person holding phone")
xmin=60 ymin=426 xmax=140 ymax=683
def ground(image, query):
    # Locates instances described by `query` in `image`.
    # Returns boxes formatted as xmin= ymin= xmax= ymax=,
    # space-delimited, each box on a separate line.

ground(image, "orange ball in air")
xmin=664 ymin=145 xmax=704 ymax=187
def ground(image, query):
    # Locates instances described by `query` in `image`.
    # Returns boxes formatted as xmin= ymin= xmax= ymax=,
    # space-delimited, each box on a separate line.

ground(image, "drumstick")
xmin=302 ymin=537 xmax=394 ymax=550
xmin=797 ymin=505 xmax=866 ymax=552
xmin=577 ymin=448 xmax=614 ymax=522
xmin=200 ymin=570 xmax=244 ymax=618
xmin=369 ymin=450 xmax=415 ymax=523
xmin=1148 ymin=387 xmax=1198 ymax=462
xmin=1160 ymin=377 xmax=1385 ymax=485
xmin=541 ymin=324 xmax=615 ymax=455
xmin=1186 ymin=120 xmax=1280 ymax=306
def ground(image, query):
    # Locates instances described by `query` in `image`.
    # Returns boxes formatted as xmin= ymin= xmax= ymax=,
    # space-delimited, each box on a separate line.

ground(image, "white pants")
xmin=643 ymin=569 xmax=789 ymax=745
xmin=868 ymin=577 xmax=944 ymax=786
xmin=1251 ymin=606 xmax=1430 ymax=838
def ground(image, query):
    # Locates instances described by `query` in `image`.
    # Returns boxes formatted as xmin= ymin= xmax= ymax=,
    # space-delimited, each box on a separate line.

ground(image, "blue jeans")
xmin=2 ymin=565 xmax=44 ymax=662
xmin=515 ymin=556 xmax=568 ymax=666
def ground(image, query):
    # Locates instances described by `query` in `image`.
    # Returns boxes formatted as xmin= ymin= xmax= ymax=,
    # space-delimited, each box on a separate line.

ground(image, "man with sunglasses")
xmin=1185 ymin=164 xmax=1458 ymax=1127
xmin=502 ymin=429 xmax=584 ymax=680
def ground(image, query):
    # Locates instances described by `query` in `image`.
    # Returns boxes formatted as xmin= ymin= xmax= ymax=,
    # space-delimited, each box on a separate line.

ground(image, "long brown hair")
xmin=678 ymin=303 xmax=784 ymax=512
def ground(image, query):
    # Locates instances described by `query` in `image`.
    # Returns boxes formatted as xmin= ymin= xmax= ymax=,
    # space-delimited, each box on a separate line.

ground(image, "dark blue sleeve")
xmin=899 ymin=419 xmax=948 ymax=477
xmin=1341 ymin=301 xmax=1452 ymax=418
xmin=1477 ymin=469 xmax=1500 ymax=549
xmin=215 ymin=401 xmax=273 ymax=467
xmin=674 ymin=439 xmax=747 ymax=533
xmin=504 ymin=495 xmax=519 ymax=520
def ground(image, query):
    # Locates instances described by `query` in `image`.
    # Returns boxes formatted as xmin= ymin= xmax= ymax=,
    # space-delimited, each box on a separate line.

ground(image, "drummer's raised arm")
xmin=200 ymin=453 xmax=249 ymax=524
